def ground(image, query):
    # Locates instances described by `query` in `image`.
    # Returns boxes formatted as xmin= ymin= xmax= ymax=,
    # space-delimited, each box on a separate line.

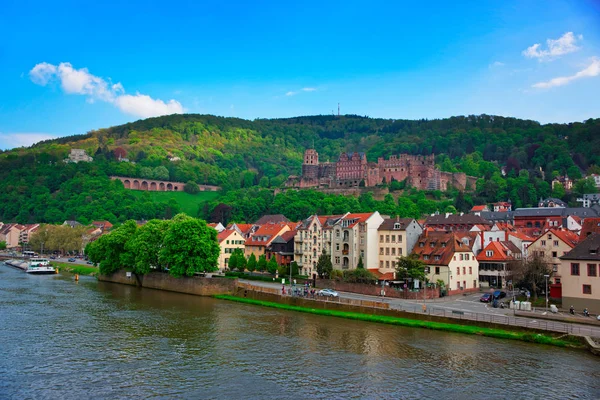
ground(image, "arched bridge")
xmin=110 ymin=176 xmax=220 ymax=192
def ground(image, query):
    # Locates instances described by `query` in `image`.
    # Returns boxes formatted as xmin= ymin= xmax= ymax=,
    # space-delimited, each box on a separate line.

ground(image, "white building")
xmin=330 ymin=212 xmax=384 ymax=270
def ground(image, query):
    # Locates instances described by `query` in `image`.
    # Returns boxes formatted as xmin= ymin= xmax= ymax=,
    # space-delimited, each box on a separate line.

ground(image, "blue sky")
xmin=1 ymin=0 xmax=599 ymax=150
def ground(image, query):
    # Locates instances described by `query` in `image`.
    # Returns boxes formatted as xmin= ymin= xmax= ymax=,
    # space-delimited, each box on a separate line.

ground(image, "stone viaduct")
xmin=110 ymin=176 xmax=220 ymax=192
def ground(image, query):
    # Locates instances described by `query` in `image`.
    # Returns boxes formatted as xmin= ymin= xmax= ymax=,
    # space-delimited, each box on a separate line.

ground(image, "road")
xmin=241 ymin=279 xmax=600 ymax=337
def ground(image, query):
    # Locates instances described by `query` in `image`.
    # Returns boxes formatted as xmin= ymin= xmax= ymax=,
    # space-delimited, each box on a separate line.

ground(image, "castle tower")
xmin=302 ymin=149 xmax=320 ymax=180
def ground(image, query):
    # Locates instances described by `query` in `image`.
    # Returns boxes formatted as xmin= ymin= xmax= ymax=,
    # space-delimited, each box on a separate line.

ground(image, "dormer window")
xmin=486 ymin=250 xmax=493 ymax=257
xmin=394 ymin=223 xmax=401 ymax=229
xmin=591 ymin=249 xmax=597 ymax=255
xmin=419 ymin=242 xmax=424 ymax=247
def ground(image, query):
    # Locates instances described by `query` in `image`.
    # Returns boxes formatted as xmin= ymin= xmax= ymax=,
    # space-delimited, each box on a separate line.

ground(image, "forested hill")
xmin=1 ymin=113 xmax=599 ymax=224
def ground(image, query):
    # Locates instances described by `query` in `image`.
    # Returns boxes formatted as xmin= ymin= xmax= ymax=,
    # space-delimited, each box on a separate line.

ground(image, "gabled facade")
xmin=294 ymin=214 xmax=346 ymax=276
xmin=377 ymin=217 xmax=422 ymax=275
xmin=476 ymin=241 xmax=522 ymax=289
xmin=527 ymin=228 xmax=580 ymax=284
xmin=266 ymin=230 xmax=296 ymax=268
xmin=0 ymin=224 xmax=22 ymax=249
xmin=559 ymin=234 xmax=600 ymax=313
xmin=331 ymin=212 xmax=384 ymax=271
xmin=413 ymin=232 xmax=479 ymax=294
xmin=424 ymin=213 xmax=492 ymax=232
xmin=244 ymin=222 xmax=291 ymax=258
xmin=217 ymin=229 xmax=246 ymax=271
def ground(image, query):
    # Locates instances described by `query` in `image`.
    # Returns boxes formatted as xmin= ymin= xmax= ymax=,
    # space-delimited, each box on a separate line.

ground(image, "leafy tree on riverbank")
xmin=266 ymin=256 xmax=278 ymax=274
xmin=159 ymin=214 xmax=220 ymax=277
xmin=395 ymin=254 xmax=427 ymax=287
xmin=247 ymin=253 xmax=257 ymax=272
xmin=257 ymin=254 xmax=267 ymax=272
xmin=86 ymin=220 xmax=138 ymax=275
xmin=123 ymin=219 xmax=170 ymax=275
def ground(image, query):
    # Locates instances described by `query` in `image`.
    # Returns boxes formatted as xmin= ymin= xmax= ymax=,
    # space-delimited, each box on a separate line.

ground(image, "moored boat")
xmin=26 ymin=258 xmax=55 ymax=274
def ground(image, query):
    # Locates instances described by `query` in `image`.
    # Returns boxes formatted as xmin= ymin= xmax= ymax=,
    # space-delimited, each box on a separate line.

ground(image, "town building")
xmin=588 ymin=174 xmax=600 ymax=189
xmin=244 ymin=222 xmax=291 ymax=258
xmin=580 ymin=218 xmax=600 ymax=239
xmin=294 ymin=214 xmax=346 ymax=276
xmin=330 ymin=212 xmax=385 ymax=271
xmin=227 ymin=223 xmax=257 ymax=239
xmin=470 ymin=205 xmax=489 ymax=216
xmin=538 ymin=197 xmax=567 ymax=208
xmin=424 ymin=213 xmax=492 ymax=231
xmin=552 ymin=175 xmax=573 ymax=191
xmin=376 ymin=217 xmax=423 ymax=276
xmin=286 ymin=149 xmax=477 ymax=191
xmin=66 ymin=149 xmax=93 ymax=163
xmin=412 ymin=231 xmax=479 ymax=295
xmin=577 ymin=193 xmax=600 ymax=208
xmin=476 ymin=241 xmax=522 ymax=289
xmin=19 ymin=224 xmax=40 ymax=245
xmin=216 ymin=229 xmax=246 ymax=271
xmin=558 ymin=234 xmax=600 ymax=314
xmin=266 ymin=231 xmax=297 ymax=268
xmin=0 ymin=224 xmax=23 ymax=249
xmin=492 ymin=201 xmax=512 ymax=212
xmin=527 ymin=228 xmax=580 ymax=284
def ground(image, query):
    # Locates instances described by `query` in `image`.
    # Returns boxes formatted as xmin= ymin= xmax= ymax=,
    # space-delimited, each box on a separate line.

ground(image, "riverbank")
xmin=52 ymin=262 xmax=98 ymax=276
xmin=215 ymin=294 xmax=585 ymax=349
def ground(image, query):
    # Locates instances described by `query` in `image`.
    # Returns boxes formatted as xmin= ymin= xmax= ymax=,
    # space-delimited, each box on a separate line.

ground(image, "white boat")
xmin=26 ymin=258 xmax=55 ymax=275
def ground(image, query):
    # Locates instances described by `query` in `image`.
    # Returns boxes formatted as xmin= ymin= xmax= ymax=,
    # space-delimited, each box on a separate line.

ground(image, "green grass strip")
xmin=52 ymin=262 xmax=98 ymax=276
xmin=214 ymin=295 xmax=582 ymax=348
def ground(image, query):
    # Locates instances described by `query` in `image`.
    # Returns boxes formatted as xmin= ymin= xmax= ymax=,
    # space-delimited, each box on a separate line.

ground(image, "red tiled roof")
xmin=476 ymin=241 xmax=519 ymax=262
xmin=529 ymin=228 xmax=579 ymax=249
xmin=368 ymin=269 xmax=395 ymax=280
xmin=341 ymin=213 xmax=376 ymax=228
xmin=245 ymin=223 xmax=289 ymax=246
xmin=217 ymin=230 xmax=236 ymax=243
xmin=509 ymin=231 xmax=536 ymax=242
xmin=471 ymin=205 xmax=488 ymax=212
xmin=413 ymin=232 xmax=472 ymax=266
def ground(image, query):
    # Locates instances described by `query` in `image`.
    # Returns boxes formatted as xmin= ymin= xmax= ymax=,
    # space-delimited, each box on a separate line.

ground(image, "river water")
xmin=0 ymin=263 xmax=599 ymax=399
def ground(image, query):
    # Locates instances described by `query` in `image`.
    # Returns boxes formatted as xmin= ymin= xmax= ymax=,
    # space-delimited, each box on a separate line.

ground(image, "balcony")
xmin=342 ymin=250 xmax=349 ymax=255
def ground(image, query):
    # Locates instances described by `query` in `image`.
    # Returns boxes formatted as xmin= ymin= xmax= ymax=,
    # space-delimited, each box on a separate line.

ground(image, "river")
xmin=0 ymin=263 xmax=598 ymax=399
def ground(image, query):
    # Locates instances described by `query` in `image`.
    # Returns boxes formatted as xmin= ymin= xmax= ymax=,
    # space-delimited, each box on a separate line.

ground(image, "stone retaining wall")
xmin=318 ymin=279 xmax=440 ymax=299
xmin=98 ymin=270 xmax=236 ymax=296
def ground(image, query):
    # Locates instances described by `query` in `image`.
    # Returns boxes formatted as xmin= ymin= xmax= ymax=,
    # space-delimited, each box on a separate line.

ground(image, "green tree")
xmin=159 ymin=213 xmax=220 ymax=277
xmin=153 ymin=166 xmax=170 ymax=181
xmin=257 ymin=254 xmax=267 ymax=272
xmin=247 ymin=253 xmax=257 ymax=272
xmin=395 ymin=254 xmax=426 ymax=286
xmin=290 ymin=261 xmax=299 ymax=276
xmin=316 ymin=250 xmax=333 ymax=278
xmin=184 ymin=181 xmax=200 ymax=194
xmin=342 ymin=268 xmax=377 ymax=284
xmin=86 ymin=220 xmax=138 ymax=275
xmin=124 ymin=219 xmax=170 ymax=275
xmin=227 ymin=250 xmax=238 ymax=271
xmin=357 ymin=255 xmax=364 ymax=269
xmin=233 ymin=249 xmax=246 ymax=272
xmin=0 ymin=241 xmax=6 ymax=250
xmin=267 ymin=256 xmax=278 ymax=274
xmin=551 ymin=182 xmax=566 ymax=199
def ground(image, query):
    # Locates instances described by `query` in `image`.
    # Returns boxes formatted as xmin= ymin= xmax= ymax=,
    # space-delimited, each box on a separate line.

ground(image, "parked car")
xmin=67 ymin=258 xmax=76 ymax=262
xmin=493 ymin=290 xmax=507 ymax=299
xmin=318 ymin=289 xmax=339 ymax=298
xmin=86 ymin=261 xmax=94 ymax=265
xmin=49 ymin=256 xmax=56 ymax=260
xmin=480 ymin=293 xmax=493 ymax=303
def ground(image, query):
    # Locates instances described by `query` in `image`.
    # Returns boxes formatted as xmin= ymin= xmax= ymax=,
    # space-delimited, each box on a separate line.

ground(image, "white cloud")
xmin=523 ymin=32 xmax=582 ymax=61
xmin=532 ymin=57 xmax=600 ymax=89
xmin=285 ymin=87 xmax=317 ymax=96
xmin=489 ymin=61 xmax=505 ymax=68
xmin=29 ymin=62 xmax=184 ymax=118
xmin=0 ymin=132 xmax=60 ymax=150
xmin=114 ymin=94 xmax=184 ymax=118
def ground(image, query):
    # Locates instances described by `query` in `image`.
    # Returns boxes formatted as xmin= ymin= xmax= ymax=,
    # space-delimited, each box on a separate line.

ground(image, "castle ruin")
xmin=286 ymin=149 xmax=476 ymax=191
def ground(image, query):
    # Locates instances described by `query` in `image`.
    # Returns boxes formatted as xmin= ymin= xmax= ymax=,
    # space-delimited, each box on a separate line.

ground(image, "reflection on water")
xmin=0 ymin=264 xmax=599 ymax=399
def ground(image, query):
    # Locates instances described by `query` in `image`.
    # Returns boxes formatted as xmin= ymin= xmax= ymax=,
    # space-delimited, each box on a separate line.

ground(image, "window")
xmin=571 ymin=263 xmax=580 ymax=276
xmin=226 ymin=240 xmax=230 ymax=244
xmin=486 ymin=250 xmax=493 ymax=257
xmin=379 ymin=260 xmax=383 ymax=268
xmin=386 ymin=235 xmax=390 ymax=243
xmin=541 ymin=240 xmax=546 ymax=246
xmin=419 ymin=242 xmax=424 ymax=247
xmin=547 ymin=234 xmax=552 ymax=240
xmin=463 ymin=267 xmax=466 ymax=275
xmin=391 ymin=235 xmax=396 ymax=243
xmin=398 ymin=235 xmax=403 ymax=243
xmin=336 ymin=230 xmax=340 ymax=238
xmin=435 ymin=266 xmax=440 ymax=275
xmin=391 ymin=261 xmax=396 ymax=268
xmin=434 ymin=255 xmax=441 ymax=260
xmin=385 ymin=248 xmax=389 ymax=255
xmin=399 ymin=248 xmax=403 ymax=255
xmin=380 ymin=235 xmax=384 ymax=242
xmin=385 ymin=261 xmax=389 ymax=268
xmin=391 ymin=248 xmax=396 ymax=256
xmin=469 ymin=267 xmax=472 ymax=275
xmin=379 ymin=247 xmax=384 ymax=255
xmin=588 ymin=264 xmax=597 ymax=277
xmin=553 ymin=240 xmax=559 ymax=247
xmin=460 ymin=254 xmax=464 ymax=261
xmin=336 ymin=243 xmax=340 ymax=251
xmin=335 ymin=257 xmax=340 ymax=264
xmin=424 ymin=255 xmax=430 ymax=260
xmin=457 ymin=267 xmax=460 ymax=275
xmin=552 ymin=251 xmax=557 ymax=258
xmin=465 ymin=254 xmax=470 ymax=261
xmin=583 ymin=285 xmax=592 ymax=295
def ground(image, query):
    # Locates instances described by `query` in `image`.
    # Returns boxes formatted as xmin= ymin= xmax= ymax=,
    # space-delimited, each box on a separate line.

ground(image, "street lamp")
xmin=544 ymin=274 xmax=550 ymax=312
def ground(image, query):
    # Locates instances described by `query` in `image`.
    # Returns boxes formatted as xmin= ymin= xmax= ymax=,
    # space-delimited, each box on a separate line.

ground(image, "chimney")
xmin=445 ymin=213 xmax=451 ymax=218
